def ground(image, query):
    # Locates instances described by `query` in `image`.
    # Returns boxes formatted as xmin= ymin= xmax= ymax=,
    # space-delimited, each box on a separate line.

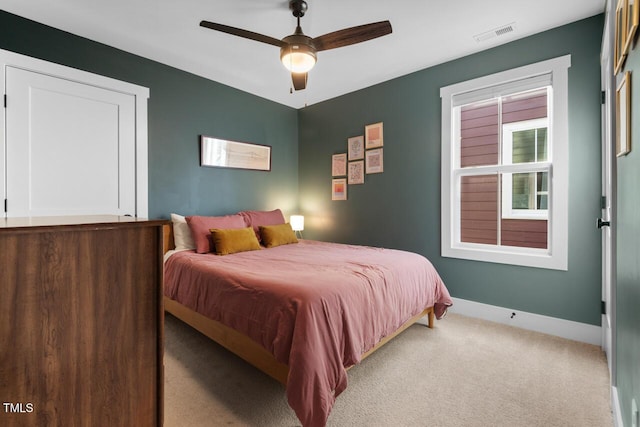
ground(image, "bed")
xmin=163 ymin=211 xmax=452 ymax=426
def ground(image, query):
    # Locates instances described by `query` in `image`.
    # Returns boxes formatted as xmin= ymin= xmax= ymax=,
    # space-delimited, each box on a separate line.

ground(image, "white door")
xmin=600 ymin=5 xmax=615 ymax=380
xmin=5 ymin=66 xmax=136 ymax=217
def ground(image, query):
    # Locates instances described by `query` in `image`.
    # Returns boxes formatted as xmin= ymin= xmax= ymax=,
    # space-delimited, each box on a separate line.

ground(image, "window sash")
xmin=453 ymin=161 xmax=551 ymax=177
xmin=453 ymin=163 xmax=551 ymax=249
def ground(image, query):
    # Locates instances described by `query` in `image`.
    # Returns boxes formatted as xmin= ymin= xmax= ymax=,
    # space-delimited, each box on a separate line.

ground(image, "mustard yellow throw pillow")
xmin=259 ymin=223 xmax=298 ymax=248
xmin=209 ymin=227 xmax=261 ymax=255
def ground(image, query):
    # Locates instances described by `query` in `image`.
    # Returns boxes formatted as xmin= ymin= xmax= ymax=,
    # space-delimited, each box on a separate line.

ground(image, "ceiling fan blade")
xmin=291 ymin=72 xmax=308 ymax=91
xmin=200 ymin=20 xmax=285 ymax=48
xmin=313 ymin=20 xmax=392 ymax=51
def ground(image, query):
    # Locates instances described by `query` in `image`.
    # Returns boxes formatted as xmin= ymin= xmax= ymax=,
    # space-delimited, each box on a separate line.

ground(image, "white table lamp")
xmin=290 ymin=215 xmax=304 ymax=238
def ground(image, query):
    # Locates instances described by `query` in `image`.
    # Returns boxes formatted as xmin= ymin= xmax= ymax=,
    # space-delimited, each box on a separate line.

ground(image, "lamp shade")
xmin=290 ymin=215 xmax=304 ymax=231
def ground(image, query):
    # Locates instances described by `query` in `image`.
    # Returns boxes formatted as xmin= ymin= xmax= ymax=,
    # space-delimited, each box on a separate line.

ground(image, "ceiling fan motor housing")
xmin=289 ymin=0 xmax=308 ymax=18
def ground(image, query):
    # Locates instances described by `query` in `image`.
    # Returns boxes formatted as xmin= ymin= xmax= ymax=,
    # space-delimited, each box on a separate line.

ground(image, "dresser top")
xmin=0 ymin=215 xmax=167 ymax=231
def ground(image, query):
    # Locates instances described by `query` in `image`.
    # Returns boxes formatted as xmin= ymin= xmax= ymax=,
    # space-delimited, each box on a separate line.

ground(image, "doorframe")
xmin=601 ymin=1 xmax=619 ymax=423
xmin=0 ymin=48 xmax=149 ymax=217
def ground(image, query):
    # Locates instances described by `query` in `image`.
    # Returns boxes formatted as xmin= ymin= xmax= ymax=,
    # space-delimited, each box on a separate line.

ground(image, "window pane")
xmin=512 ymin=130 xmax=536 ymax=163
xmin=502 ymin=172 xmax=549 ymax=249
xmin=538 ymin=195 xmax=548 ymax=210
xmin=537 ymin=128 xmax=548 ymax=161
xmin=511 ymin=127 xmax=548 ymax=163
xmin=460 ymin=174 xmax=498 ymax=244
xmin=502 ymin=88 xmax=548 ymax=124
xmin=537 ymin=172 xmax=548 ymax=193
xmin=460 ymin=100 xmax=499 ymax=167
xmin=511 ymin=172 xmax=548 ymax=210
xmin=501 ymin=218 xmax=548 ymax=249
xmin=537 ymin=172 xmax=548 ymax=209
xmin=512 ymin=173 xmax=534 ymax=209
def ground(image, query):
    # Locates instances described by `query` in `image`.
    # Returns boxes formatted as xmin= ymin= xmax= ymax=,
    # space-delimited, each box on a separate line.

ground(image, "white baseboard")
xmin=612 ymin=386 xmax=624 ymax=427
xmin=447 ymin=297 xmax=602 ymax=346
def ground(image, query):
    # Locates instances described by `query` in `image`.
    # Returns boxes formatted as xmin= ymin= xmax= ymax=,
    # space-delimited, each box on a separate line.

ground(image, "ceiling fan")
xmin=200 ymin=0 xmax=392 ymax=91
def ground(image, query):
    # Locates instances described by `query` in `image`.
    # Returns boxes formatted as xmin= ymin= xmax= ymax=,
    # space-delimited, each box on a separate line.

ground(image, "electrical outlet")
xmin=632 ymin=398 xmax=638 ymax=427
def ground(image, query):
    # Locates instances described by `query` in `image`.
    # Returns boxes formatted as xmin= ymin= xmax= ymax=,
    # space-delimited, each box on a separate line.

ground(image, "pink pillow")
xmin=186 ymin=214 xmax=247 ymax=253
xmin=239 ymin=209 xmax=286 ymax=241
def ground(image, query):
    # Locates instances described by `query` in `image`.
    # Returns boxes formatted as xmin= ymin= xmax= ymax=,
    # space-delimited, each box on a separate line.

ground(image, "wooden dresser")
xmin=0 ymin=216 xmax=166 ymax=426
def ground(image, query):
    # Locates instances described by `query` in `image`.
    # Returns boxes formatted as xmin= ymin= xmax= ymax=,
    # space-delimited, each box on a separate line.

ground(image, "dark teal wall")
xmin=298 ymin=15 xmax=604 ymax=326
xmin=0 ymin=11 xmax=299 ymax=219
xmin=615 ymin=25 xmax=640 ymax=427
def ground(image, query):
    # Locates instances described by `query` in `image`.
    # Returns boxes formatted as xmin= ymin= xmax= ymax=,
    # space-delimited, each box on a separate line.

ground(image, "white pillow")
xmin=170 ymin=213 xmax=196 ymax=251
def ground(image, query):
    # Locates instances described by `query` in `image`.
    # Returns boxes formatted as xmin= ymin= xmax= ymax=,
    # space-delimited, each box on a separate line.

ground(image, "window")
xmin=440 ymin=56 xmax=570 ymax=270
xmin=502 ymin=117 xmax=548 ymax=220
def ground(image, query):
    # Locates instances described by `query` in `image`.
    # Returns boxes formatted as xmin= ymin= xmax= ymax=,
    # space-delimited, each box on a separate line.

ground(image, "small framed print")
xmin=332 ymin=178 xmax=347 ymax=201
xmin=615 ymin=0 xmax=628 ymax=74
xmin=624 ymin=0 xmax=639 ymax=55
xmin=348 ymin=135 xmax=364 ymax=160
xmin=365 ymin=122 xmax=384 ymax=149
xmin=616 ymin=71 xmax=631 ymax=156
xmin=366 ymin=148 xmax=384 ymax=174
xmin=331 ymin=153 xmax=347 ymax=176
xmin=348 ymin=160 xmax=365 ymax=184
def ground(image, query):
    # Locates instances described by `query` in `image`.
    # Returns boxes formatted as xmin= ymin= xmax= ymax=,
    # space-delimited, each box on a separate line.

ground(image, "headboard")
xmin=162 ymin=223 xmax=175 ymax=254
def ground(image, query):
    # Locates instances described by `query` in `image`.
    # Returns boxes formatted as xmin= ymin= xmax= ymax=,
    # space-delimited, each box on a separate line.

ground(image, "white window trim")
xmin=440 ymin=55 xmax=570 ymax=270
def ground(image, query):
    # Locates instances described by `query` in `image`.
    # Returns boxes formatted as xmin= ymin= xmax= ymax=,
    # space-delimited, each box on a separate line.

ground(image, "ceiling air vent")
xmin=474 ymin=22 xmax=516 ymax=43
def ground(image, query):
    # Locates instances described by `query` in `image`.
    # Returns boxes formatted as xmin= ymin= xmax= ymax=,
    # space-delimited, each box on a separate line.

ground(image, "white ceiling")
xmin=3 ymin=0 xmax=605 ymax=109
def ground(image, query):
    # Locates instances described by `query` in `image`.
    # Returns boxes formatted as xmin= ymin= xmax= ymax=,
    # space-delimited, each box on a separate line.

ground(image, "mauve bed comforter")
xmin=164 ymin=240 xmax=452 ymax=426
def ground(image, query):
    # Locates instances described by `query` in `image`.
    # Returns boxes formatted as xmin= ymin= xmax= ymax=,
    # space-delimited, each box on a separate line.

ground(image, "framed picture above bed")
xmin=200 ymin=135 xmax=271 ymax=171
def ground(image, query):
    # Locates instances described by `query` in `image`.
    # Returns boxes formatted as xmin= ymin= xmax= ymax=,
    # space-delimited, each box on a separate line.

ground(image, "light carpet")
xmin=164 ymin=312 xmax=612 ymax=427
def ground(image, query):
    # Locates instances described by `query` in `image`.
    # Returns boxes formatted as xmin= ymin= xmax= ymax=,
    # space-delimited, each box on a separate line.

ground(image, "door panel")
xmin=6 ymin=66 xmax=136 ymax=217
xmin=600 ymin=6 xmax=615 ymax=381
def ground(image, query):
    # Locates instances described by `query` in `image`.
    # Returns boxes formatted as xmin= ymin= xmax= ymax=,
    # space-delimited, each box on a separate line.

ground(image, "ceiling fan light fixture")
xmin=281 ymin=44 xmax=316 ymax=73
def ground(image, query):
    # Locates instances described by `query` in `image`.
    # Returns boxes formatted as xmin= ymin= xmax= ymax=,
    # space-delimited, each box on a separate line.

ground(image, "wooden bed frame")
xmin=162 ymin=224 xmax=435 ymax=385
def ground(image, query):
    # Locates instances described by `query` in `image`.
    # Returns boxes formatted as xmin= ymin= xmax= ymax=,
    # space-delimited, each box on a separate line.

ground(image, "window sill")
xmin=442 ymin=243 xmax=568 ymax=271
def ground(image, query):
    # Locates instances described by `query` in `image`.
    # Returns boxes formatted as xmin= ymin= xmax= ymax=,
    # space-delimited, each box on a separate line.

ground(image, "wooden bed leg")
xmin=427 ymin=308 xmax=435 ymax=329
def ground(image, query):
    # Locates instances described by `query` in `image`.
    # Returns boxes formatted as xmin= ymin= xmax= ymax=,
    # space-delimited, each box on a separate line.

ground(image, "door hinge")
xmin=3 ymin=94 xmax=6 ymax=108
xmin=3 ymin=199 xmax=6 ymax=213
xmin=601 ymin=300 xmax=606 ymax=315
xmin=601 ymin=91 xmax=606 ymax=105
